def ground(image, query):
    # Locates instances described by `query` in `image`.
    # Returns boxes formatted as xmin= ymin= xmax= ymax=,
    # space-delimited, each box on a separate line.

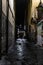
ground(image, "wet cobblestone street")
xmin=0 ymin=38 xmax=37 ymax=65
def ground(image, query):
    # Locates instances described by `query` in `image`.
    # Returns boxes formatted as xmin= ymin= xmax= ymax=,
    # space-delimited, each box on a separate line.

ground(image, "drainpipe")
xmin=6 ymin=0 xmax=9 ymax=55
xmin=14 ymin=0 xmax=16 ymax=42
xmin=0 ymin=0 xmax=2 ymax=59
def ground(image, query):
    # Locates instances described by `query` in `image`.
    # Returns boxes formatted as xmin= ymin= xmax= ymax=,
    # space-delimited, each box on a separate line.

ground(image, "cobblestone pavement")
xmin=0 ymin=38 xmax=37 ymax=65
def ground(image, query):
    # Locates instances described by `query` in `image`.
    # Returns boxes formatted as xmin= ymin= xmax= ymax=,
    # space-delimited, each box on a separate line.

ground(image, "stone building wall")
xmin=2 ymin=0 xmax=15 ymax=53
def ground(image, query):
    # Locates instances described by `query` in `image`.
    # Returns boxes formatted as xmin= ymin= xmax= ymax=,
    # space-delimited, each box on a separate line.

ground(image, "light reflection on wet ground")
xmin=0 ymin=38 xmax=37 ymax=65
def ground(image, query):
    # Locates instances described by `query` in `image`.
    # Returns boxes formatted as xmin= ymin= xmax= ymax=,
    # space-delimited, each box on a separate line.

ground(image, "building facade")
xmin=36 ymin=0 xmax=43 ymax=46
xmin=2 ymin=0 xmax=15 ymax=54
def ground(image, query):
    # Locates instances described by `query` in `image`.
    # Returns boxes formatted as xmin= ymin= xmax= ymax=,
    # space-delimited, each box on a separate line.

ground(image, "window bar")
xmin=6 ymin=0 xmax=9 ymax=55
xmin=0 ymin=0 xmax=2 ymax=60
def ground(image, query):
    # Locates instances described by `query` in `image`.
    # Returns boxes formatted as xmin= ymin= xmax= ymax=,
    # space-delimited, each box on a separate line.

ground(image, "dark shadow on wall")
xmin=1 ymin=11 xmax=14 ymax=55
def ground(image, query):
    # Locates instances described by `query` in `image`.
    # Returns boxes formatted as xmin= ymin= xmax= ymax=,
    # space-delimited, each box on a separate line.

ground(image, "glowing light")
xmin=9 ymin=0 xmax=13 ymax=11
xmin=32 ymin=0 xmax=43 ymax=17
